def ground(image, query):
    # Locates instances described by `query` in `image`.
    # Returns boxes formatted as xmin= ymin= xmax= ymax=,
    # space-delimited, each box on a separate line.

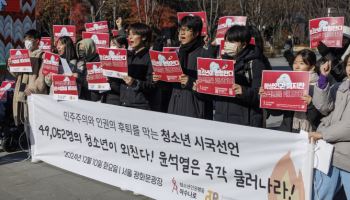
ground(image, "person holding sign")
xmin=309 ymin=54 xmax=350 ymax=200
xmin=44 ymin=36 xmax=78 ymax=92
xmin=157 ymin=16 xmax=214 ymax=119
xmin=315 ymin=26 xmax=350 ymax=83
xmin=8 ymin=29 xmax=47 ymax=126
xmin=212 ymin=25 xmax=266 ymax=127
xmin=261 ymin=49 xmax=323 ymax=132
xmin=76 ymin=38 xmax=101 ymax=101
xmin=101 ymin=36 xmax=128 ymax=106
xmin=120 ymin=23 xmax=156 ymax=110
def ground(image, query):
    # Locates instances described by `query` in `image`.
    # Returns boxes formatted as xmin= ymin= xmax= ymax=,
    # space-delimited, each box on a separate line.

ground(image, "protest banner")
xmin=0 ymin=80 xmax=15 ymax=102
xmin=52 ymin=75 xmax=78 ymax=101
xmin=86 ymin=62 xmax=111 ymax=91
xmin=98 ymin=48 xmax=128 ymax=79
xmin=85 ymin=21 xmax=109 ymax=33
xmin=197 ymin=58 xmax=235 ymax=97
xmin=112 ymin=30 xmax=119 ymax=37
xmin=163 ymin=47 xmax=180 ymax=52
xmin=53 ymin=25 xmax=76 ymax=43
xmin=150 ymin=50 xmax=182 ymax=82
xmin=82 ymin=32 xmax=110 ymax=49
xmin=260 ymin=71 xmax=310 ymax=112
xmin=8 ymin=49 xmax=32 ymax=72
xmin=39 ymin=37 xmax=52 ymax=52
xmin=41 ymin=52 xmax=59 ymax=76
xmin=29 ymin=94 xmax=313 ymax=200
xmin=309 ymin=17 xmax=344 ymax=48
xmin=216 ymin=16 xmax=247 ymax=44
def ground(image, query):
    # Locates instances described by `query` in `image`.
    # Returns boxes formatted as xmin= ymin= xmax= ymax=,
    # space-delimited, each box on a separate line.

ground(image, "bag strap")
xmin=244 ymin=60 xmax=254 ymax=85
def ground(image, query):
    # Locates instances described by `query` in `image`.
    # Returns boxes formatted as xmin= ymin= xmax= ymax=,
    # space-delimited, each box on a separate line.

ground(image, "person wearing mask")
xmin=76 ymin=38 xmax=101 ymax=101
xmin=7 ymin=29 xmax=47 ymax=159
xmin=197 ymin=25 xmax=266 ymax=126
xmin=8 ymin=29 xmax=47 ymax=126
xmin=154 ymin=16 xmax=214 ymax=119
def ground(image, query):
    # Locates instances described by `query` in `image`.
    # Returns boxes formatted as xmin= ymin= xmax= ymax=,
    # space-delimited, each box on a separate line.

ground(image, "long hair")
xmin=56 ymin=36 xmax=77 ymax=63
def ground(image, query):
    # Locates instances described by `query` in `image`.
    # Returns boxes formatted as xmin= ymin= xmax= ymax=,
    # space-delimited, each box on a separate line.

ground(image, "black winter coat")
xmin=120 ymin=48 xmax=156 ymax=110
xmin=167 ymin=46 xmax=214 ymax=119
xmin=102 ymin=77 xmax=123 ymax=106
xmin=76 ymin=53 xmax=101 ymax=102
xmin=214 ymin=45 xmax=266 ymax=127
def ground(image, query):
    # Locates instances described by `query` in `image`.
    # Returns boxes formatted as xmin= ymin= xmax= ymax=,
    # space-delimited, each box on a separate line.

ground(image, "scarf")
xmin=292 ymin=71 xmax=319 ymax=132
xmin=13 ymin=48 xmax=43 ymax=125
xmin=178 ymin=37 xmax=203 ymax=69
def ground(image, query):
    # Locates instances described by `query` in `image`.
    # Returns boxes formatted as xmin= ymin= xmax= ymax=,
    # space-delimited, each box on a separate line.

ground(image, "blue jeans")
xmin=313 ymin=166 xmax=350 ymax=200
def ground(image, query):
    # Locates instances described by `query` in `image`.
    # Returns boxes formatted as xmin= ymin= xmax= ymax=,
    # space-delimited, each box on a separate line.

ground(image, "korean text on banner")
xmin=29 ymin=94 xmax=312 ymax=200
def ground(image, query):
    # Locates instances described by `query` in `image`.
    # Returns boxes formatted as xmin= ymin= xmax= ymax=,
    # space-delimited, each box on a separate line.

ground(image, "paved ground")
xmin=0 ymin=151 xmax=152 ymax=200
xmin=0 ymin=57 xmax=288 ymax=200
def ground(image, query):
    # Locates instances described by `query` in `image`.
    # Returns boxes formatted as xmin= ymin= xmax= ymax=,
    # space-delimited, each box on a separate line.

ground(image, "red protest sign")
xmin=85 ymin=21 xmax=109 ymax=33
xmin=53 ymin=25 xmax=76 ymax=43
xmin=177 ymin=12 xmax=207 ymax=35
xmin=39 ymin=37 xmax=52 ymax=52
xmin=163 ymin=47 xmax=180 ymax=52
xmin=112 ymin=30 xmax=119 ymax=36
xmin=216 ymin=16 xmax=247 ymax=43
xmin=52 ymin=75 xmax=78 ymax=101
xmin=0 ymin=81 xmax=15 ymax=102
xmin=42 ymin=52 xmax=59 ymax=76
xmin=8 ymin=49 xmax=32 ymax=72
xmin=260 ymin=71 xmax=310 ymax=112
xmin=82 ymin=32 xmax=110 ymax=48
xmin=1 ymin=0 xmax=20 ymax=12
xmin=86 ymin=62 xmax=111 ymax=91
xmin=150 ymin=50 xmax=183 ymax=82
xmin=219 ymin=40 xmax=225 ymax=56
xmin=309 ymin=17 xmax=344 ymax=48
xmin=197 ymin=58 xmax=235 ymax=97
xmin=98 ymin=48 xmax=128 ymax=79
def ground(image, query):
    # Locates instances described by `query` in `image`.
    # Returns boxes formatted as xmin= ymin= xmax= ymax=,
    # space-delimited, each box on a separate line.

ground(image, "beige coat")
xmin=11 ymin=49 xmax=47 ymax=125
xmin=313 ymin=79 xmax=350 ymax=172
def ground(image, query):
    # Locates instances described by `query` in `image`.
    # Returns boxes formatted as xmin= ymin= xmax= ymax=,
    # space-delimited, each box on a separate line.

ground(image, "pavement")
xmin=0 ymin=57 xmax=288 ymax=200
xmin=0 ymin=151 xmax=152 ymax=200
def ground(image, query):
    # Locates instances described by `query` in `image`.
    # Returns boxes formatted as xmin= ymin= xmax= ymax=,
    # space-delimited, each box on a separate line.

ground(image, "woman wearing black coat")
xmin=101 ymin=36 xmax=129 ymax=106
xmin=209 ymin=25 xmax=266 ymax=127
xmin=119 ymin=23 xmax=156 ymax=110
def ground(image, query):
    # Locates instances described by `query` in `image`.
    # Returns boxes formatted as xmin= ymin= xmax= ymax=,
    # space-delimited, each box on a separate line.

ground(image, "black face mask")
xmin=78 ymin=50 xmax=86 ymax=60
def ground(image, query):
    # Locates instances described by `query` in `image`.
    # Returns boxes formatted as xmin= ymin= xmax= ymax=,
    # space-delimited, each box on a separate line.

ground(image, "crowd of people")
xmin=2 ymin=15 xmax=350 ymax=200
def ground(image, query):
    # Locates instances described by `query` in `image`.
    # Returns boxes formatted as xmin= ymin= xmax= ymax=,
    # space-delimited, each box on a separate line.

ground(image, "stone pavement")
xmin=0 ymin=151 xmax=152 ymax=200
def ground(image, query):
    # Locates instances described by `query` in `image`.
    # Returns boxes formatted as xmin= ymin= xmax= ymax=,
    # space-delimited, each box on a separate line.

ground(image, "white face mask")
xmin=224 ymin=41 xmax=245 ymax=57
xmin=24 ymin=40 xmax=34 ymax=51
